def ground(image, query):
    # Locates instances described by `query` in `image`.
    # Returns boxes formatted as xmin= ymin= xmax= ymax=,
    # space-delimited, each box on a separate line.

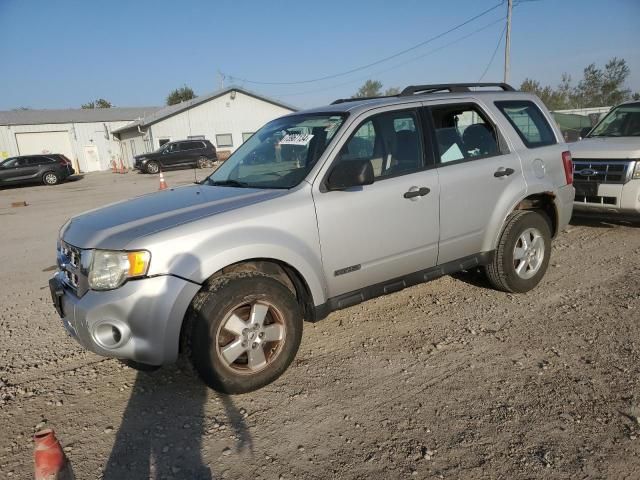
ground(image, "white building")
xmin=0 ymin=107 xmax=159 ymax=172
xmin=112 ymin=87 xmax=297 ymax=165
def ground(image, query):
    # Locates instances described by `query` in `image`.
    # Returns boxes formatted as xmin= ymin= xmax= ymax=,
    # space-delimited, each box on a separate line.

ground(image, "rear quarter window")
xmin=495 ymin=100 xmax=557 ymax=148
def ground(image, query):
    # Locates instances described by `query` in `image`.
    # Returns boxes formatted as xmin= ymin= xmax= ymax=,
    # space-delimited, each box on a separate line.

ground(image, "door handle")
xmin=404 ymin=187 xmax=430 ymax=199
xmin=494 ymin=167 xmax=515 ymax=178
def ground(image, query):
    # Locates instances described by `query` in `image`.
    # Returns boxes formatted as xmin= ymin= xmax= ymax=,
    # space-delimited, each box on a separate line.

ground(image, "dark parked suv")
xmin=0 ymin=154 xmax=75 ymax=186
xmin=134 ymin=139 xmax=217 ymax=174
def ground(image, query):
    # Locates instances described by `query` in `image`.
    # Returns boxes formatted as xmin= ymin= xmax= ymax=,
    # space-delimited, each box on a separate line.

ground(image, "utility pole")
xmin=217 ymin=70 xmax=225 ymax=89
xmin=504 ymin=0 xmax=513 ymax=84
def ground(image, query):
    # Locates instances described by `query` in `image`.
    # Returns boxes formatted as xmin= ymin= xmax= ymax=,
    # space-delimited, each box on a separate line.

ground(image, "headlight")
xmin=633 ymin=161 xmax=640 ymax=180
xmin=88 ymin=250 xmax=151 ymax=290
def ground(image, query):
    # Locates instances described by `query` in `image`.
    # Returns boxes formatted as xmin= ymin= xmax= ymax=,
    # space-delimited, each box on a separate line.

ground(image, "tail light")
xmin=561 ymin=151 xmax=573 ymax=185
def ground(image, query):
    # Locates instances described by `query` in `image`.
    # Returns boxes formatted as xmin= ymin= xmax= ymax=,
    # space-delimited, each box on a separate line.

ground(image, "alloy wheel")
xmin=215 ymin=301 xmax=286 ymax=374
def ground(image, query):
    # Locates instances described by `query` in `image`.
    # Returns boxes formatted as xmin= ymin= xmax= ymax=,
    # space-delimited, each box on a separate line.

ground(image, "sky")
xmin=0 ymin=0 xmax=638 ymax=111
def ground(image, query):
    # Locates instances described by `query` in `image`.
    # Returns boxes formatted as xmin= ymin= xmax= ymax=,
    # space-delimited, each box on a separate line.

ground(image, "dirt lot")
xmin=1 ymin=170 xmax=639 ymax=479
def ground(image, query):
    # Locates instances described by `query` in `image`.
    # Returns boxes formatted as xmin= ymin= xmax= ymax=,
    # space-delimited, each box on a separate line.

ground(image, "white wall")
xmin=118 ymin=128 xmax=151 ymax=167
xmin=148 ymin=91 xmax=294 ymax=152
xmin=0 ymin=120 xmax=133 ymax=172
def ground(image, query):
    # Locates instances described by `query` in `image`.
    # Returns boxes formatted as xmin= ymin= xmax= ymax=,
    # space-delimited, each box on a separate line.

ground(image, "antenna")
xmin=217 ymin=70 xmax=226 ymax=89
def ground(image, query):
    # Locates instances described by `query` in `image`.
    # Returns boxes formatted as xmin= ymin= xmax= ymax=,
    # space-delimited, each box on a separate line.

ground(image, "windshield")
xmin=589 ymin=103 xmax=640 ymax=137
xmin=203 ymin=113 xmax=347 ymax=189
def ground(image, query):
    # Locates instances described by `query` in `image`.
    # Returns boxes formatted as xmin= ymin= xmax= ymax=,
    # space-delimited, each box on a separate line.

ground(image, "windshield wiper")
xmin=209 ymin=179 xmax=251 ymax=188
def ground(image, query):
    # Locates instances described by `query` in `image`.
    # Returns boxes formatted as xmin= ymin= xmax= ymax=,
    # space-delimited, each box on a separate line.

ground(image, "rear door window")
xmin=495 ymin=100 xmax=557 ymax=148
xmin=429 ymin=103 xmax=502 ymax=164
xmin=181 ymin=141 xmax=204 ymax=151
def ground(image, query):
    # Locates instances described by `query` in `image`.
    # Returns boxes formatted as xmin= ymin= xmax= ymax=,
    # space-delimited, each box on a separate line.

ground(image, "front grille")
xmin=57 ymin=241 xmax=89 ymax=297
xmin=572 ymin=159 xmax=635 ymax=184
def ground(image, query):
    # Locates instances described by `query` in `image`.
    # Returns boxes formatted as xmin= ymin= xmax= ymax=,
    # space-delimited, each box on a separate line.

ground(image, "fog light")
xmin=93 ymin=322 xmax=129 ymax=349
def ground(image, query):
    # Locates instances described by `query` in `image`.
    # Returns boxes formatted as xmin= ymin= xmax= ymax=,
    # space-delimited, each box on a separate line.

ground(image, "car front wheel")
xmin=145 ymin=161 xmax=160 ymax=174
xmin=185 ymin=272 xmax=303 ymax=394
xmin=485 ymin=210 xmax=551 ymax=293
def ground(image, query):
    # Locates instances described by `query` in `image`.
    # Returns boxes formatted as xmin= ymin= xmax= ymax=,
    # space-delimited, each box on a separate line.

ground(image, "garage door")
xmin=15 ymin=131 xmax=78 ymax=171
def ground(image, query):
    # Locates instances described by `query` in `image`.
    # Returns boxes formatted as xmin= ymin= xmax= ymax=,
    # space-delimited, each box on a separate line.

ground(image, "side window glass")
xmin=430 ymin=104 xmax=500 ymax=164
xmin=495 ymin=100 xmax=556 ymax=148
xmin=338 ymin=110 xmax=423 ymax=179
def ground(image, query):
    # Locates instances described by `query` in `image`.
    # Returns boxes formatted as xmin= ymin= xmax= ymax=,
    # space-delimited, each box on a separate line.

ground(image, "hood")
xmin=570 ymin=137 xmax=640 ymax=159
xmin=62 ymin=184 xmax=287 ymax=249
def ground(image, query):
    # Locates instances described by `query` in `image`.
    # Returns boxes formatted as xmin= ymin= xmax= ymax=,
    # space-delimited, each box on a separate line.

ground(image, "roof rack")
xmin=400 ymin=83 xmax=515 ymax=96
xmin=330 ymin=83 xmax=515 ymax=105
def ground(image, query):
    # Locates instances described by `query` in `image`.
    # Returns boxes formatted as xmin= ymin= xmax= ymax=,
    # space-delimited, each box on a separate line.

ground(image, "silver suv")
xmin=50 ymin=83 xmax=575 ymax=393
xmin=570 ymin=101 xmax=640 ymax=214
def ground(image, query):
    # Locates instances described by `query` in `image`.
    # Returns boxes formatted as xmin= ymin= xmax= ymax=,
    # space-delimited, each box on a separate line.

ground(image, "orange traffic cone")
xmin=119 ymin=158 xmax=127 ymax=174
xmin=158 ymin=171 xmax=168 ymax=190
xmin=34 ymin=429 xmax=67 ymax=480
xmin=111 ymin=160 xmax=117 ymax=173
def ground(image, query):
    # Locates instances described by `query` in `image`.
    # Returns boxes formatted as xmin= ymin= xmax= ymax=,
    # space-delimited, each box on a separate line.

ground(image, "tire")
xmin=185 ymin=272 xmax=303 ymax=394
xmin=196 ymin=157 xmax=209 ymax=169
xmin=145 ymin=161 xmax=160 ymax=174
xmin=42 ymin=171 xmax=60 ymax=185
xmin=485 ymin=210 xmax=552 ymax=293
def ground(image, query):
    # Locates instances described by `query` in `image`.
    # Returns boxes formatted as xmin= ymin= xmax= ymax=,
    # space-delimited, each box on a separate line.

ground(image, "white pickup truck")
xmin=571 ymin=101 xmax=640 ymax=214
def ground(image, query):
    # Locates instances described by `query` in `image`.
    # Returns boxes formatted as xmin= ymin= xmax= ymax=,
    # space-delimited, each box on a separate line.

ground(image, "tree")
xmin=633 ymin=92 xmax=640 ymax=101
xmin=81 ymin=98 xmax=113 ymax=109
xmin=571 ymin=57 xmax=631 ymax=107
xmin=384 ymin=87 xmax=401 ymax=96
xmin=520 ymin=57 xmax=635 ymax=110
xmin=353 ymin=80 xmax=383 ymax=98
xmin=166 ymin=85 xmax=196 ymax=105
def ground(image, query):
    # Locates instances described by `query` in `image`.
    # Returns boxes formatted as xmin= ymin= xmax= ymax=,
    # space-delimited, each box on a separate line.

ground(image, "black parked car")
xmin=0 ymin=154 xmax=75 ymax=186
xmin=133 ymin=139 xmax=217 ymax=174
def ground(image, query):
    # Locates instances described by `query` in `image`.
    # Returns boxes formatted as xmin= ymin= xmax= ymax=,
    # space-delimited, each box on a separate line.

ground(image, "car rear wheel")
xmin=196 ymin=157 xmax=209 ymax=169
xmin=484 ymin=210 xmax=551 ymax=293
xmin=42 ymin=171 xmax=60 ymax=185
xmin=145 ymin=161 xmax=160 ymax=174
xmin=184 ymin=272 xmax=303 ymax=394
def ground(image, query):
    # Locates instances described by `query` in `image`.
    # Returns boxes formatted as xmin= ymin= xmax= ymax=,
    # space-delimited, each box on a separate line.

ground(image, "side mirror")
xmin=327 ymin=159 xmax=374 ymax=191
xmin=579 ymin=127 xmax=592 ymax=139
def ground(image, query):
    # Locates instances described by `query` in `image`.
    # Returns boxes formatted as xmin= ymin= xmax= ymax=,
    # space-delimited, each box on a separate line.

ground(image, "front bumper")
xmin=573 ymin=179 xmax=640 ymax=214
xmin=50 ymin=272 xmax=200 ymax=365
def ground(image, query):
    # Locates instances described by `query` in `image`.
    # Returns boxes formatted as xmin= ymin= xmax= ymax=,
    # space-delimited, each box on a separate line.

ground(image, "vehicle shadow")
xmin=102 ymin=366 xmax=214 ymax=479
xmin=570 ymin=213 xmax=640 ymax=229
xmin=102 ymin=250 xmax=253 ymax=479
xmin=450 ymin=267 xmax=493 ymax=289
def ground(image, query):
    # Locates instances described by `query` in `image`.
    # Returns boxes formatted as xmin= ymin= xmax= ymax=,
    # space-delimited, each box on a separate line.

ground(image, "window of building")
xmin=430 ymin=104 xmax=501 ymax=164
xmin=336 ymin=109 xmax=424 ymax=179
xmin=495 ymin=100 xmax=557 ymax=148
xmin=216 ymin=134 xmax=233 ymax=148
xmin=242 ymin=132 xmax=254 ymax=143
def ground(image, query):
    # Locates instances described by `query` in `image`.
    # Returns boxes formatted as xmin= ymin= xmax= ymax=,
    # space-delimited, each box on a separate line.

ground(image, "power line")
xmin=276 ymin=16 xmax=507 ymax=98
xmin=479 ymin=24 xmax=507 ymax=82
xmin=228 ymin=1 xmax=505 ymax=86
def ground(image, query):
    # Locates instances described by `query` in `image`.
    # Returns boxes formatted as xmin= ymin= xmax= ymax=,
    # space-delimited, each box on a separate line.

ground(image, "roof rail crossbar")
xmin=400 ymin=83 xmax=515 ymax=96
xmin=331 ymin=95 xmax=396 ymax=105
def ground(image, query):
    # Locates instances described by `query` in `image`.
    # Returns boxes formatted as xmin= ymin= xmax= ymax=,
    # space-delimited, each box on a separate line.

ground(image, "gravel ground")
xmin=1 ymin=170 xmax=639 ymax=479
